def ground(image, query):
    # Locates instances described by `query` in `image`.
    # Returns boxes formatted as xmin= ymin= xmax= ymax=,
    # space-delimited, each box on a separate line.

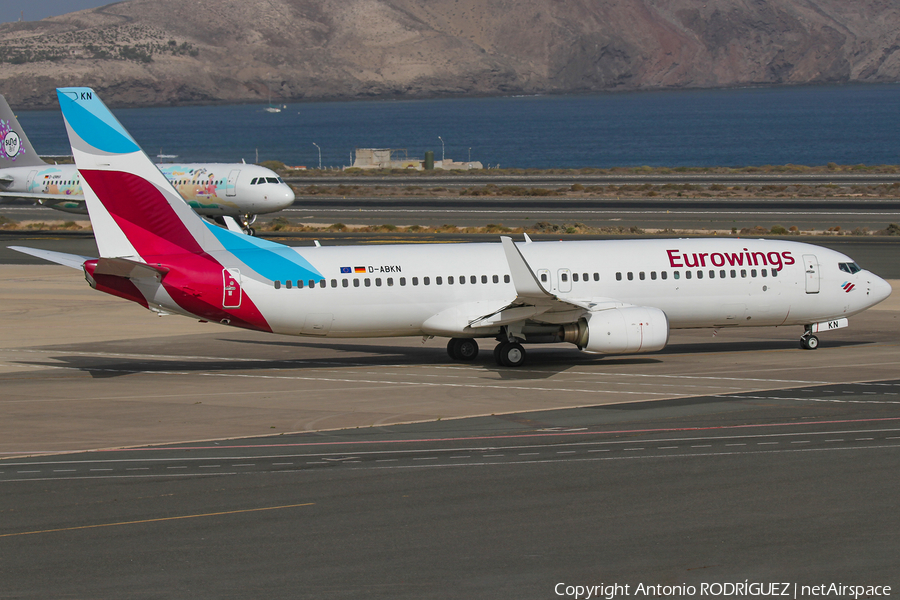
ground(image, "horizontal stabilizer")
xmin=93 ymin=257 xmax=168 ymax=281
xmin=7 ymin=246 xmax=92 ymax=269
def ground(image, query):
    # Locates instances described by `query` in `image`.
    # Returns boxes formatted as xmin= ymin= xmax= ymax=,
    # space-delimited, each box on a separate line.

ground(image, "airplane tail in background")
xmin=0 ymin=94 xmax=47 ymax=169
xmin=56 ymin=87 xmax=220 ymax=260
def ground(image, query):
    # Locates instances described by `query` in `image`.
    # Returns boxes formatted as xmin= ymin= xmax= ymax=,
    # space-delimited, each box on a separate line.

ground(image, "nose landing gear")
xmin=800 ymin=331 xmax=819 ymax=350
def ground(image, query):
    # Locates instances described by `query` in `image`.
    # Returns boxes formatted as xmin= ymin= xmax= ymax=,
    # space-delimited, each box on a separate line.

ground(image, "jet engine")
xmin=571 ymin=306 xmax=669 ymax=354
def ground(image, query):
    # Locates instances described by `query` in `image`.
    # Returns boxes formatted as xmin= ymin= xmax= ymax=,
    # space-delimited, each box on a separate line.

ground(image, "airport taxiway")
xmin=2 ymin=238 xmax=899 ymax=596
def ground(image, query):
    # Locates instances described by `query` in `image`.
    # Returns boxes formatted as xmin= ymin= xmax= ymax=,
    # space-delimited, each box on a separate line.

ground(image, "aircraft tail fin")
xmin=56 ymin=87 xmax=217 ymax=260
xmin=0 ymin=94 xmax=47 ymax=169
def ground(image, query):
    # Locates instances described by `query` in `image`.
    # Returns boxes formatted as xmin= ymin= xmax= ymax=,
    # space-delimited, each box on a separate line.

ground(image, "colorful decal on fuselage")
xmin=31 ymin=167 xmax=80 ymax=196
xmin=159 ymin=165 xmax=225 ymax=204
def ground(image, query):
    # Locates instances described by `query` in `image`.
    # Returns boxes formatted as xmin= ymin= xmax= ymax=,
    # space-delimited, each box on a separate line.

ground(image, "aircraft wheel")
xmin=447 ymin=338 xmax=462 ymax=359
xmin=801 ymin=334 xmax=819 ymax=350
xmin=498 ymin=342 xmax=526 ymax=367
xmin=248 ymin=227 xmax=256 ymax=236
xmin=493 ymin=343 xmax=503 ymax=365
xmin=448 ymin=338 xmax=478 ymax=361
xmin=456 ymin=338 xmax=479 ymax=361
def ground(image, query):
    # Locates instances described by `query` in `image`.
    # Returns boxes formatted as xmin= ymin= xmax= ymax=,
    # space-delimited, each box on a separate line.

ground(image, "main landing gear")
xmin=800 ymin=330 xmax=819 ymax=350
xmin=494 ymin=341 xmax=526 ymax=367
xmin=446 ymin=337 xmax=527 ymax=367
xmin=447 ymin=337 xmax=479 ymax=361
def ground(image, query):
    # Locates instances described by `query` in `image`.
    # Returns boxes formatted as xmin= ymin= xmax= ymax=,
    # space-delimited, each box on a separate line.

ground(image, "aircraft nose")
xmin=868 ymin=274 xmax=892 ymax=306
xmin=276 ymin=185 xmax=295 ymax=209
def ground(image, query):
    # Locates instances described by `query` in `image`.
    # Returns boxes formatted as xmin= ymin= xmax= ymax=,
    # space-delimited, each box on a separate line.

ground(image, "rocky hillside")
xmin=1 ymin=0 xmax=898 ymax=108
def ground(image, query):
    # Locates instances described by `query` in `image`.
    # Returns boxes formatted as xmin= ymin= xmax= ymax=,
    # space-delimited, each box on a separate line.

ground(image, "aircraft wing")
xmin=465 ymin=237 xmax=620 ymax=329
xmin=8 ymin=246 xmax=93 ymax=269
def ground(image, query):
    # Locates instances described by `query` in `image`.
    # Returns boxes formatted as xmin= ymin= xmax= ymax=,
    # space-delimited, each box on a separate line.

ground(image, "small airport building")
xmin=348 ymin=148 xmax=483 ymax=171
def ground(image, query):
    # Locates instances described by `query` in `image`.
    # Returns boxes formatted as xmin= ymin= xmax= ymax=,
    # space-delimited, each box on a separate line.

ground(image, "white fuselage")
xmin=157 ymin=237 xmax=890 ymax=340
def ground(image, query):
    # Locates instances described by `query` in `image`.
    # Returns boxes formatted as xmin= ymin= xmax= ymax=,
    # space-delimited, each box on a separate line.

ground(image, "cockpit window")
xmin=266 ymin=177 xmax=279 ymax=184
xmin=250 ymin=178 xmax=258 ymax=185
xmin=838 ymin=262 xmax=861 ymax=274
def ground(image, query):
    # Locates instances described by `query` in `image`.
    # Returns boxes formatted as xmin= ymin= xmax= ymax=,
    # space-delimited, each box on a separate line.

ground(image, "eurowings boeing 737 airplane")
xmin=9 ymin=88 xmax=893 ymax=367
xmin=0 ymin=94 xmax=293 ymax=234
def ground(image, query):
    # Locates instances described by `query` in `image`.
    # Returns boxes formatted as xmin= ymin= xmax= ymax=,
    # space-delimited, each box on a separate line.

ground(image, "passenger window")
xmin=376 ymin=278 xmax=382 ymax=286
xmin=459 ymin=276 xmax=465 ymax=285
xmin=593 ymin=273 xmax=599 ymax=281
xmin=365 ymin=278 xmax=371 ymax=287
xmin=730 ymin=270 xmax=736 ymax=278
xmin=627 ymin=272 xmax=633 ymax=281
xmin=639 ymin=272 xmax=645 ymax=280
xmin=492 ymin=275 xmax=499 ymax=284
xmin=285 ymin=280 xmax=292 ymax=289
xmin=741 ymin=270 xmax=747 ymax=278
xmin=720 ymin=270 xmax=726 ymax=278
xmin=697 ymin=271 xmax=703 ymax=279
xmin=342 ymin=279 xmax=348 ymax=288
xmin=308 ymin=280 xmax=315 ymax=288
xmin=674 ymin=271 xmax=680 ymax=279
xmin=353 ymin=279 xmax=360 ymax=287
xmin=709 ymin=270 xmax=715 ymax=278
xmin=504 ymin=275 xmax=510 ymax=283
xmin=319 ymin=279 xmax=326 ymax=288
xmin=616 ymin=272 xmax=622 ymax=281
xmin=541 ymin=273 xmax=548 ymax=282
xmin=274 ymin=280 xmax=281 ymax=289
xmin=412 ymin=277 xmax=419 ymax=286
xmin=761 ymin=269 xmax=767 ymax=278
xmin=661 ymin=271 xmax=667 ymax=280
xmin=686 ymin=271 xmax=692 ymax=279
xmin=561 ymin=273 xmax=568 ymax=282
xmin=751 ymin=269 xmax=757 ymax=277
xmin=771 ymin=269 xmax=778 ymax=277
xmin=423 ymin=277 xmax=430 ymax=285
xmin=448 ymin=276 xmax=454 ymax=284
xmin=481 ymin=275 xmax=487 ymax=284
xmin=436 ymin=276 xmax=442 ymax=285
xmin=297 ymin=280 xmax=304 ymax=289
xmin=650 ymin=271 xmax=657 ymax=280
xmin=583 ymin=273 xmax=589 ymax=281
xmin=400 ymin=277 xmax=406 ymax=286
xmin=572 ymin=273 xmax=579 ymax=282
xmin=470 ymin=276 xmax=477 ymax=284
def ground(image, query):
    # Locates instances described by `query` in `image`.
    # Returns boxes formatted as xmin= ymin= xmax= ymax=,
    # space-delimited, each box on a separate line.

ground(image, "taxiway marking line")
xmin=0 ymin=502 xmax=315 ymax=538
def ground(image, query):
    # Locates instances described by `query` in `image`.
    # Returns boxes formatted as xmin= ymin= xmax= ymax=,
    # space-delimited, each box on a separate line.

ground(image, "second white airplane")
xmin=0 ymin=94 xmax=294 ymax=234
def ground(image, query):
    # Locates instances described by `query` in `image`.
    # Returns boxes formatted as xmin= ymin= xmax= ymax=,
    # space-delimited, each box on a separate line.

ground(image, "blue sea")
xmin=14 ymin=84 xmax=900 ymax=169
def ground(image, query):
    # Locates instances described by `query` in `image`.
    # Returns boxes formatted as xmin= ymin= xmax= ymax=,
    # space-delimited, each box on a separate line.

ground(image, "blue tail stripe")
xmin=56 ymin=88 xmax=140 ymax=155
xmin=203 ymin=222 xmax=323 ymax=282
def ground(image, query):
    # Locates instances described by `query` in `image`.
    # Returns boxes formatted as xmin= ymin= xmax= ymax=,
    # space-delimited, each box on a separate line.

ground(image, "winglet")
xmin=500 ymin=236 xmax=552 ymax=299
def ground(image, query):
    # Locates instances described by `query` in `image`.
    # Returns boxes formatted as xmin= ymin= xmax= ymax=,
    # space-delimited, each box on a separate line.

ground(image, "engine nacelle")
xmin=577 ymin=306 xmax=669 ymax=354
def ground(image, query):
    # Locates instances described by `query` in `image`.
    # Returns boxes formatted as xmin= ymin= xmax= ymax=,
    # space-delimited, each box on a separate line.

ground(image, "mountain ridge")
xmin=0 ymin=0 xmax=897 ymax=108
